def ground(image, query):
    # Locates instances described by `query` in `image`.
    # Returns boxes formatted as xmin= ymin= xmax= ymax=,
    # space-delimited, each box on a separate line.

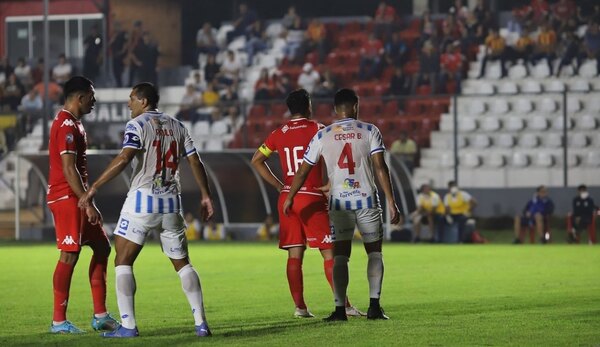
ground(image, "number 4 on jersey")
xmin=337 ymin=143 xmax=355 ymax=174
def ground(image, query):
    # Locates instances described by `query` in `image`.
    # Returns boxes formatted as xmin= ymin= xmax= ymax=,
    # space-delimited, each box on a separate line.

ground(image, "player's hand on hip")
xmin=282 ymin=198 xmax=293 ymax=216
xmin=389 ymin=203 xmax=401 ymax=224
xmin=86 ymin=204 xmax=103 ymax=226
xmin=316 ymin=182 xmax=331 ymax=196
xmin=201 ymin=197 xmax=214 ymax=222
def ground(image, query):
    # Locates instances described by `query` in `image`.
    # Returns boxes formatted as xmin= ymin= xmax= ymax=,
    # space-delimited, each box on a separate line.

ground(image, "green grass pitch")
xmin=0 ymin=242 xmax=598 ymax=346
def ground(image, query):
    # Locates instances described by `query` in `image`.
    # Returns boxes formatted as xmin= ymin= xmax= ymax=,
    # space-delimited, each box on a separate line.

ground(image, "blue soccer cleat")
xmin=195 ymin=322 xmax=212 ymax=337
xmin=91 ymin=313 xmax=119 ymax=331
xmin=49 ymin=320 xmax=85 ymax=334
xmin=101 ymin=325 xmax=139 ymax=338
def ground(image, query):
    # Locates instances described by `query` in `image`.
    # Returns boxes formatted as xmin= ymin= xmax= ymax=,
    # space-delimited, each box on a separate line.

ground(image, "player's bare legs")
xmin=53 ymin=251 xmax=80 ymax=327
xmin=363 ymin=239 xmax=388 ymax=319
xmin=169 ymin=256 xmax=210 ymax=336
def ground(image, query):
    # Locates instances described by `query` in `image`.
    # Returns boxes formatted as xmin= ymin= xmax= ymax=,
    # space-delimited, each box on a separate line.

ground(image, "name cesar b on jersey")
xmin=334 ymin=132 xmax=362 ymax=141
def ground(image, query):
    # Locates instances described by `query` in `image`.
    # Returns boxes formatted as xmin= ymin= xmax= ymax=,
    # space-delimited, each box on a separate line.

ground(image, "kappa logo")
xmin=281 ymin=125 xmax=289 ymax=133
xmin=61 ymin=119 xmax=75 ymax=127
xmin=61 ymin=235 xmax=76 ymax=245
xmin=322 ymin=235 xmax=333 ymax=243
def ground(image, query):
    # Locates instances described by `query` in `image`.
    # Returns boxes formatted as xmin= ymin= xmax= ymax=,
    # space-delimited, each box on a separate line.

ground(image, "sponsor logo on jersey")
xmin=281 ymin=125 xmax=289 ymax=133
xmin=343 ymin=178 xmax=360 ymax=189
xmin=61 ymin=235 xmax=76 ymax=245
xmin=126 ymin=123 xmax=137 ymax=132
xmin=61 ymin=119 xmax=75 ymax=127
xmin=322 ymin=235 xmax=333 ymax=243
xmin=65 ymin=133 xmax=74 ymax=143
xmin=339 ymin=190 xmax=362 ymax=198
xmin=170 ymin=246 xmax=183 ymax=253
xmin=119 ymin=218 xmax=129 ymax=230
xmin=132 ymin=228 xmax=144 ymax=235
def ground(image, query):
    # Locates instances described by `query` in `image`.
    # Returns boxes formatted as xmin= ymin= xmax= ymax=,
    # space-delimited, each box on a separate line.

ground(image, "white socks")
xmin=332 ymin=255 xmax=349 ymax=307
xmin=178 ymin=264 xmax=206 ymax=326
xmin=115 ymin=265 xmax=136 ymax=329
xmin=367 ymin=252 xmax=384 ymax=299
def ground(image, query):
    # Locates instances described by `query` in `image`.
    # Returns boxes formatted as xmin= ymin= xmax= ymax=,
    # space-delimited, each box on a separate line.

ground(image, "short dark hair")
xmin=448 ymin=180 xmax=457 ymax=187
xmin=536 ymin=185 xmax=545 ymax=192
xmin=578 ymin=184 xmax=587 ymax=191
xmin=63 ymin=76 xmax=93 ymax=100
xmin=132 ymin=82 xmax=159 ymax=108
xmin=286 ymin=89 xmax=310 ymax=115
xmin=334 ymin=88 xmax=358 ymax=108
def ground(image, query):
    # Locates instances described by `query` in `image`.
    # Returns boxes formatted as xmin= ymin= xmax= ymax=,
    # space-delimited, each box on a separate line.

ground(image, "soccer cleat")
xmin=293 ymin=307 xmax=315 ymax=318
xmin=512 ymin=238 xmax=522 ymax=244
xmin=195 ymin=322 xmax=212 ymax=337
xmin=323 ymin=310 xmax=347 ymax=322
xmin=91 ymin=313 xmax=119 ymax=331
xmin=345 ymin=305 xmax=366 ymax=317
xmin=101 ymin=325 xmax=139 ymax=338
xmin=367 ymin=306 xmax=389 ymax=320
xmin=49 ymin=320 xmax=85 ymax=334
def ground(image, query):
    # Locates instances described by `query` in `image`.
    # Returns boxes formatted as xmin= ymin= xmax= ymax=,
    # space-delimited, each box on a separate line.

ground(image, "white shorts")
xmin=114 ymin=211 xmax=188 ymax=259
xmin=328 ymin=208 xmax=383 ymax=243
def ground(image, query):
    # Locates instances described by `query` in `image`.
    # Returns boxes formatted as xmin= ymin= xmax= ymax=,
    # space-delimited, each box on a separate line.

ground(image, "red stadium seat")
xmin=360 ymin=101 xmax=377 ymax=118
xmin=383 ymin=100 xmax=399 ymax=116
xmin=416 ymin=85 xmax=432 ymax=95
xmin=405 ymin=99 xmax=422 ymax=115
xmin=344 ymin=21 xmax=361 ymax=34
xmin=445 ymin=80 xmax=458 ymax=94
xmin=305 ymin=52 xmax=318 ymax=66
xmin=248 ymin=104 xmax=266 ymax=120
xmin=269 ymin=103 xmax=288 ymax=117
xmin=315 ymin=103 xmax=332 ymax=120
xmin=326 ymin=52 xmax=340 ymax=66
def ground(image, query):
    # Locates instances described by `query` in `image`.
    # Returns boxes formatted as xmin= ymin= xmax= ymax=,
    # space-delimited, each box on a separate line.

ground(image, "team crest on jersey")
xmin=61 ymin=119 xmax=75 ymax=127
xmin=281 ymin=125 xmax=289 ymax=133
xmin=126 ymin=123 xmax=136 ymax=132
xmin=343 ymin=178 xmax=361 ymax=189
xmin=65 ymin=133 xmax=74 ymax=144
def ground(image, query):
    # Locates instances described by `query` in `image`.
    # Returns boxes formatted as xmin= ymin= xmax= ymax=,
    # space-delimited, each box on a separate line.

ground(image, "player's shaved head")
xmin=63 ymin=76 xmax=93 ymax=100
xmin=334 ymin=88 xmax=359 ymax=117
xmin=132 ymin=82 xmax=159 ymax=108
xmin=286 ymin=89 xmax=311 ymax=116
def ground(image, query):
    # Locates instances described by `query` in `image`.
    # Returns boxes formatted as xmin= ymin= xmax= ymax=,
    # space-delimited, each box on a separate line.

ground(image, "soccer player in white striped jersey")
xmin=283 ymin=88 xmax=400 ymax=321
xmin=78 ymin=82 xmax=215 ymax=338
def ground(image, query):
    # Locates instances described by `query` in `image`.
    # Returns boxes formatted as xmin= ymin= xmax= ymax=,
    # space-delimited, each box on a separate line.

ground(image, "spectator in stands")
xmin=245 ymin=20 xmax=268 ymax=67
xmin=196 ymin=22 xmax=219 ymax=65
xmin=551 ymin=0 xmax=576 ymax=29
xmin=52 ymin=53 xmax=72 ymax=86
xmin=513 ymin=185 xmax=554 ymax=244
xmin=137 ymin=32 xmax=160 ymax=86
xmin=451 ymin=0 xmax=469 ymax=22
xmin=109 ymin=20 xmax=127 ymax=87
xmin=0 ymin=56 xmax=12 ymax=85
xmin=125 ymin=20 xmax=144 ymax=86
xmin=176 ymin=84 xmax=202 ymax=123
xmin=203 ymin=220 xmax=225 ymax=240
xmin=472 ymin=0 xmax=488 ymax=26
xmin=220 ymin=50 xmax=242 ymax=86
xmin=272 ymin=73 xmax=293 ymax=99
xmin=384 ymin=32 xmax=408 ymax=67
xmin=83 ymin=25 xmax=103 ymax=82
xmin=220 ymin=84 xmax=238 ymax=106
xmin=556 ymin=30 xmax=583 ymax=76
xmin=282 ymin=5 xmax=300 ymax=30
xmin=184 ymin=212 xmax=201 ymax=241
xmin=224 ymin=105 xmax=243 ymax=131
xmin=1 ymin=73 xmax=25 ymax=112
xmin=256 ymin=214 xmax=278 ymax=241
xmin=583 ymin=21 xmax=600 ymax=76
xmin=226 ymin=2 xmax=258 ymax=44
xmin=313 ymin=68 xmax=337 ymax=98
xmin=19 ymin=88 xmax=42 ymax=112
xmin=189 ymin=71 xmax=204 ymax=92
xmin=440 ymin=42 xmax=464 ymax=93
xmin=303 ymin=18 xmax=328 ymax=64
xmin=297 ymin=63 xmax=320 ymax=94
xmin=390 ymin=131 xmax=417 ymax=172
xmin=413 ymin=40 xmax=440 ymax=94
xmin=358 ymin=34 xmax=384 ymax=80
xmin=507 ymin=28 xmax=534 ymax=75
xmin=420 ymin=10 xmax=436 ymax=41
xmin=204 ymin=53 xmax=221 ymax=84
xmin=532 ymin=22 xmax=557 ymax=75
xmin=283 ymin=17 xmax=305 ymax=64
xmin=33 ymin=78 xmax=62 ymax=105
xmin=568 ymin=185 xmax=597 ymax=243
xmin=478 ymin=27 xmax=507 ymax=78
xmin=254 ymin=68 xmax=274 ymax=100
xmin=201 ymin=81 xmax=220 ymax=108
xmin=388 ymin=66 xmax=410 ymax=96
xmin=373 ymin=1 xmax=397 ymax=40
xmin=411 ymin=184 xmax=445 ymax=243
xmin=0 ymin=129 xmax=6 ymax=156
xmin=13 ymin=57 xmax=32 ymax=88
xmin=444 ymin=181 xmax=477 ymax=243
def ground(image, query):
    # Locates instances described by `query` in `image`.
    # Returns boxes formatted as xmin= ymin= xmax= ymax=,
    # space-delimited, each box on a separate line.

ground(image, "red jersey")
xmin=47 ymin=109 xmax=88 ymax=203
xmin=259 ymin=117 xmax=324 ymax=196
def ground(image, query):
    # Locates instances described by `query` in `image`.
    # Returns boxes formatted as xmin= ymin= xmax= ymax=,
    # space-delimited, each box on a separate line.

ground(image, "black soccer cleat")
xmin=323 ymin=311 xmax=348 ymax=322
xmin=367 ymin=306 xmax=389 ymax=320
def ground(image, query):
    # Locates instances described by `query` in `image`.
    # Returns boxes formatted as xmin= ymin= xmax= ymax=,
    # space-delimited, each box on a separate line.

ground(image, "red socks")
xmin=53 ymin=261 xmax=75 ymax=322
xmin=89 ymin=255 xmax=108 ymax=315
xmin=286 ymin=258 xmax=306 ymax=309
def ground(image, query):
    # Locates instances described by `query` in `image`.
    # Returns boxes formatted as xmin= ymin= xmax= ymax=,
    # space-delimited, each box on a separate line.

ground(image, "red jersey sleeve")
xmin=55 ymin=120 xmax=78 ymax=155
xmin=259 ymin=129 xmax=278 ymax=157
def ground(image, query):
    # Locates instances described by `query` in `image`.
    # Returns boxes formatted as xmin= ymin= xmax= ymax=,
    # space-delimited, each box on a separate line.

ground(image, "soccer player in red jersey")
xmin=47 ymin=76 xmax=118 ymax=333
xmin=251 ymin=89 xmax=363 ymax=318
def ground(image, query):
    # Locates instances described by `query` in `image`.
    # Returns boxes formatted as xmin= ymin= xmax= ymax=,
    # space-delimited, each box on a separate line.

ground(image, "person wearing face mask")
xmin=513 ymin=185 xmax=555 ymax=244
xmin=568 ymin=185 xmax=597 ymax=244
xmin=443 ymin=181 xmax=477 ymax=243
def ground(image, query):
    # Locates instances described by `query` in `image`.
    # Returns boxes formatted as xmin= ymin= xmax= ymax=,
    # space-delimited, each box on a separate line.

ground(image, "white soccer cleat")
xmin=345 ymin=305 xmax=366 ymax=317
xmin=293 ymin=307 xmax=315 ymax=318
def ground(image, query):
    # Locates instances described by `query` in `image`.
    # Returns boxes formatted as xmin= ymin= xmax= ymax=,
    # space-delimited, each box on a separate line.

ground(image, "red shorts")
xmin=278 ymin=192 xmax=333 ymax=250
xmin=48 ymin=196 xmax=109 ymax=252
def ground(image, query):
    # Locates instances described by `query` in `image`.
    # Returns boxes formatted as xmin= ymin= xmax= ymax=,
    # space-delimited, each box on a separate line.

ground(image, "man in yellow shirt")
xmin=443 ymin=181 xmax=477 ymax=243
xmin=478 ymin=27 xmax=508 ymax=78
xmin=390 ymin=131 xmax=417 ymax=173
xmin=411 ymin=184 xmax=445 ymax=242
xmin=507 ymin=28 xmax=534 ymax=75
xmin=532 ymin=23 xmax=557 ymax=75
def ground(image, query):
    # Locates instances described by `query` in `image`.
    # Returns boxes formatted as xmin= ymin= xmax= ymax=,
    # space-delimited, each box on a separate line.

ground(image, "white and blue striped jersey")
xmin=120 ymin=110 xmax=197 ymax=214
xmin=303 ymin=118 xmax=385 ymax=211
